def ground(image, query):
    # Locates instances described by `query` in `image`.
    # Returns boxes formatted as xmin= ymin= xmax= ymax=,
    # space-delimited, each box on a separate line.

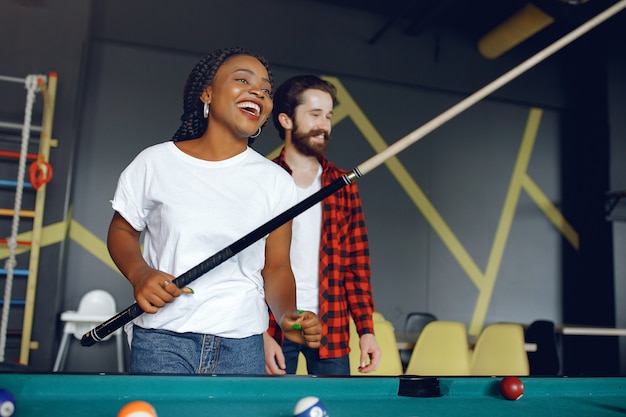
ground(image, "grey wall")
xmin=0 ymin=0 xmax=624 ymax=374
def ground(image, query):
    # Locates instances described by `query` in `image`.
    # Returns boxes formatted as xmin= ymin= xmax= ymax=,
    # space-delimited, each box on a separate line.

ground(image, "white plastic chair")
xmin=53 ymin=289 xmax=124 ymax=372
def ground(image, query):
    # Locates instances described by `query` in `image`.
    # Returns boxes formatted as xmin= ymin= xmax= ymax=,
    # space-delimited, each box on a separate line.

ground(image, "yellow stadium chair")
xmin=470 ymin=323 xmax=530 ymax=376
xmin=400 ymin=312 xmax=438 ymax=369
xmin=404 ymin=321 xmax=471 ymax=376
xmin=349 ymin=317 xmax=403 ymax=376
xmin=372 ymin=311 xmax=386 ymax=322
xmin=296 ymin=352 xmax=308 ymax=375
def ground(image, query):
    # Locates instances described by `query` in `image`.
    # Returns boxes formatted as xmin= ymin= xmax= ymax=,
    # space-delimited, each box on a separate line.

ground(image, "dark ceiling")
xmin=304 ymin=0 xmax=622 ymax=52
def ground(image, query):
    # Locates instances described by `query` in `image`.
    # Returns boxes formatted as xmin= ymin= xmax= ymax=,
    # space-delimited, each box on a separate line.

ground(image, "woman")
xmin=107 ymin=47 xmax=321 ymax=374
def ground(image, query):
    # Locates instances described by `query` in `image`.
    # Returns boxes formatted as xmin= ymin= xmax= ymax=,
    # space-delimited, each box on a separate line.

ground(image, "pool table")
xmin=1 ymin=372 xmax=625 ymax=416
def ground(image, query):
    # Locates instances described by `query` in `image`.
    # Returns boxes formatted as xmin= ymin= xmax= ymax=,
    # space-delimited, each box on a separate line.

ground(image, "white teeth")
xmin=237 ymin=101 xmax=260 ymax=114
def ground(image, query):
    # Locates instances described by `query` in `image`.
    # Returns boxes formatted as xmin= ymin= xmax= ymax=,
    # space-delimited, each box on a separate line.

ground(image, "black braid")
xmin=172 ymin=47 xmax=274 ymax=141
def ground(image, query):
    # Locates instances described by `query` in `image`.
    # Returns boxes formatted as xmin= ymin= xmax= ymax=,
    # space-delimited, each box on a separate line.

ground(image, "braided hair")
xmin=172 ymin=47 xmax=274 ymax=141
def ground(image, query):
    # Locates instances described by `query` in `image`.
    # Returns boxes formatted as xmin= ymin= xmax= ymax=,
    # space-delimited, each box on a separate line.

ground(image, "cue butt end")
xmin=80 ymin=331 xmax=96 ymax=347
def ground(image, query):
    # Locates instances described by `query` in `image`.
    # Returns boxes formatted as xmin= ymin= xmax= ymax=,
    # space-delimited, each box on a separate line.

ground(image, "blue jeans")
xmin=283 ymin=338 xmax=350 ymax=375
xmin=130 ymin=325 xmax=265 ymax=375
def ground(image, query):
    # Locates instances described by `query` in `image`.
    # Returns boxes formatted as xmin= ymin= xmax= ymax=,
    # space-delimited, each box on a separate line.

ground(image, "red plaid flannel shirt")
xmin=268 ymin=148 xmax=375 ymax=358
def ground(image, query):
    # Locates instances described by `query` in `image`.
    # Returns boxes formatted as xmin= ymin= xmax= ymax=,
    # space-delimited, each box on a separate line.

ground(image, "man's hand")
xmin=263 ymin=332 xmax=287 ymax=375
xmin=357 ymin=333 xmax=381 ymax=373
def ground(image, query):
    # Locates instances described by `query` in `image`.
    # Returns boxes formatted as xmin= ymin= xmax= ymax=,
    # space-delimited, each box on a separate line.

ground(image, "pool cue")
xmin=81 ymin=0 xmax=626 ymax=347
xmin=81 ymin=178 xmax=350 ymax=346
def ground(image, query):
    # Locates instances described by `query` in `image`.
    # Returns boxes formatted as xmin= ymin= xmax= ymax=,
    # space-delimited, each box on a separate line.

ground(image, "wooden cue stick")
xmin=357 ymin=0 xmax=626 ymax=176
xmin=81 ymin=1 xmax=626 ymax=347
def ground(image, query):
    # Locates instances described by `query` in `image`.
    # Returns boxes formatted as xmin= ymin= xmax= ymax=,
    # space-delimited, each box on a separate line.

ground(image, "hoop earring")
xmin=250 ymin=127 xmax=262 ymax=139
xmin=203 ymin=102 xmax=209 ymax=118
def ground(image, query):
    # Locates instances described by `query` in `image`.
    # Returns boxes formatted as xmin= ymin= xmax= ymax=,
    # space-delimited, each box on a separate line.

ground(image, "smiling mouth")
xmin=308 ymin=129 xmax=330 ymax=142
xmin=237 ymin=101 xmax=261 ymax=117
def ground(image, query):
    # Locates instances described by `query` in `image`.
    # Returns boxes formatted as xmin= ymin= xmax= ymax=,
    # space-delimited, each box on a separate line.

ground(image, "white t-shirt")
xmin=291 ymin=166 xmax=322 ymax=315
xmin=111 ymin=142 xmax=297 ymax=338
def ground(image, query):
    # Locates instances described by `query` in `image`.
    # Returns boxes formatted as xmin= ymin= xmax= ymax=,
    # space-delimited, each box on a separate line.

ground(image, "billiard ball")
xmin=0 ymin=388 xmax=15 ymax=417
xmin=117 ymin=400 xmax=158 ymax=417
xmin=293 ymin=396 xmax=328 ymax=417
xmin=499 ymin=376 xmax=524 ymax=401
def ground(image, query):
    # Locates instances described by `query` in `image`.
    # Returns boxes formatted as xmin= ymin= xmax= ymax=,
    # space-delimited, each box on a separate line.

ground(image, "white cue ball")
xmin=293 ymin=396 xmax=328 ymax=417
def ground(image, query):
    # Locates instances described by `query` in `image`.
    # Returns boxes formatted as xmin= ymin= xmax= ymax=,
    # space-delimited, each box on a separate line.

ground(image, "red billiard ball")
xmin=499 ymin=376 xmax=524 ymax=401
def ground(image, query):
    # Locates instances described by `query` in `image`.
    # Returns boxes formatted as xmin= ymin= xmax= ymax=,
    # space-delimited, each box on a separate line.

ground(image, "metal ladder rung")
xmin=0 ymin=179 xmax=33 ymax=189
xmin=0 ymin=300 xmax=25 ymax=306
xmin=0 ymin=208 xmax=36 ymax=218
xmin=0 ymin=269 xmax=29 ymax=276
xmin=0 ymin=238 xmax=32 ymax=246
xmin=0 ymin=150 xmax=39 ymax=161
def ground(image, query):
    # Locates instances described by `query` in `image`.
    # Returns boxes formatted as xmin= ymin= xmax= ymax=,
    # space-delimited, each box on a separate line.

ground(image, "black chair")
xmin=400 ymin=312 xmax=437 ymax=370
xmin=525 ymin=320 xmax=561 ymax=375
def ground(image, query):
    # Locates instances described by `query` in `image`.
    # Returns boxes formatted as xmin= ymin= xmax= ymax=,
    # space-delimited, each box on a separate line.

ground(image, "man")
xmin=264 ymin=75 xmax=380 ymax=375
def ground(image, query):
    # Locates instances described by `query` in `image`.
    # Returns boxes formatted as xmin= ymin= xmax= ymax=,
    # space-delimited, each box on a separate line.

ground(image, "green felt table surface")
xmin=1 ymin=373 xmax=625 ymax=416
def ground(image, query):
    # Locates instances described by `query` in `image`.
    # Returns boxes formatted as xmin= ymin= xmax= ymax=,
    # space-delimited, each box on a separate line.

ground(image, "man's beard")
xmin=292 ymin=128 xmax=331 ymax=157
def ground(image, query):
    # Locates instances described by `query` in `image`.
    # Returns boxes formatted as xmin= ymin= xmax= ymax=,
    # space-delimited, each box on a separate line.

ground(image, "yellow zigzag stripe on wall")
xmin=68 ymin=219 xmax=120 ymax=272
xmin=0 ymin=77 xmax=578 ymax=338
xmin=326 ymin=76 xmax=484 ymax=289
xmin=318 ymin=77 xmax=578 ymax=336
xmin=470 ymin=108 xmax=541 ymax=335
xmin=522 ymin=174 xmax=579 ymax=249
xmin=0 ymin=219 xmax=120 ymax=274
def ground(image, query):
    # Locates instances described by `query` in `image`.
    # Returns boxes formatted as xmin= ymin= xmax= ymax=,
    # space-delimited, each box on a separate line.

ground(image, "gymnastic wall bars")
xmin=0 ymin=73 xmax=58 ymax=365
